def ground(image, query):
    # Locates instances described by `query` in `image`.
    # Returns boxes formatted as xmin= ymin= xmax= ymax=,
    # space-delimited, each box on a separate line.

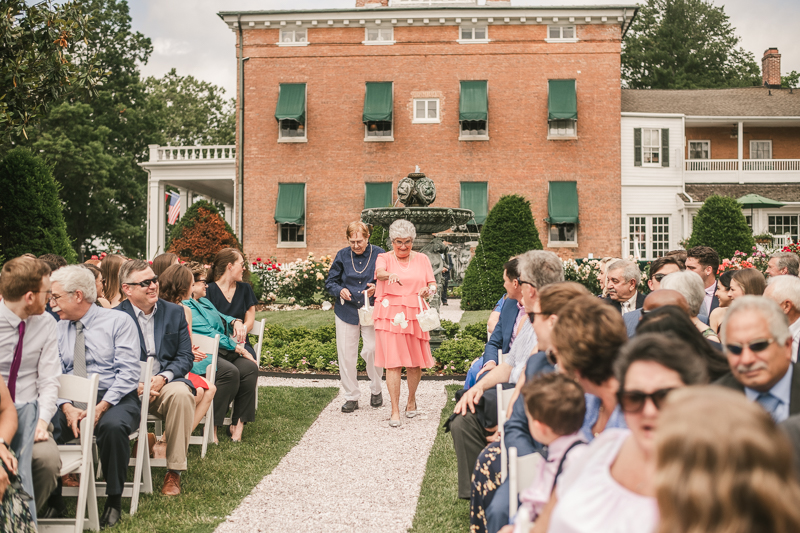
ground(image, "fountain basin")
xmin=361 ymin=207 xmax=475 ymax=250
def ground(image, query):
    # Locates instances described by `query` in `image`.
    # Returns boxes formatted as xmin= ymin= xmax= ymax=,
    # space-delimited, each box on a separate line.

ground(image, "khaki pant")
xmin=335 ymin=315 xmax=383 ymax=402
xmin=149 ymin=381 xmax=194 ymax=471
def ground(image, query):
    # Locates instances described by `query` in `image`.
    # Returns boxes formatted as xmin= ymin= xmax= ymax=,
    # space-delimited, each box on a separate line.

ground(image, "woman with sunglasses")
xmin=536 ymin=333 xmax=708 ymax=533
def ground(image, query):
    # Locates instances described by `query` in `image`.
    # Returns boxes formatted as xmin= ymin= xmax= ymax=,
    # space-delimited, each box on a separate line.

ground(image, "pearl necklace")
xmin=394 ymin=251 xmax=413 ymax=271
xmin=351 ymin=245 xmax=373 ymax=275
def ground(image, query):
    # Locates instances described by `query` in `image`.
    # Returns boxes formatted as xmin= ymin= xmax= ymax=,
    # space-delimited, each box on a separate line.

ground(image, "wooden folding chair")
xmin=508 ymin=446 xmax=545 ymax=518
xmin=224 ymin=319 xmax=265 ymax=425
xmin=38 ymin=373 xmax=101 ymax=533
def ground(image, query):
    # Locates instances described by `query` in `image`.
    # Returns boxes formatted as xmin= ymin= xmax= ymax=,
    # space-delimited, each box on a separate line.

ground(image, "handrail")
xmin=684 ymin=159 xmax=738 ymax=171
xmin=148 ymin=145 xmax=236 ymax=162
xmin=685 ymin=159 xmax=800 ymax=172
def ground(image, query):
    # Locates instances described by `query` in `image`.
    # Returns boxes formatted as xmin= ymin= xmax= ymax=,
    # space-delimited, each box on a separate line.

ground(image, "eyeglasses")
xmin=195 ymin=279 xmax=208 ymax=285
xmin=652 ymin=273 xmax=667 ymax=283
xmin=527 ymin=311 xmax=545 ymax=323
xmin=545 ymin=350 xmax=558 ymax=367
xmin=125 ymin=276 xmax=159 ymax=288
xmin=725 ymin=338 xmax=775 ymax=356
xmin=49 ymin=292 xmax=73 ymax=305
xmin=516 ymin=277 xmax=536 ymax=289
xmin=392 ymin=239 xmax=413 ymax=248
xmin=618 ymin=388 xmax=675 ymax=413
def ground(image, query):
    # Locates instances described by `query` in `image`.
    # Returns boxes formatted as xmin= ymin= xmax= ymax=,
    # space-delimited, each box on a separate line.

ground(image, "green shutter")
xmin=661 ymin=128 xmax=670 ymax=167
xmin=364 ymin=183 xmax=393 ymax=209
xmin=459 ymin=81 xmax=488 ymax=121
xmin=274 ymin=183 xmax=305 ymax=224
xmin=460 ymin=182 xmax=488 ymax=224
xmin=547 ymin=181 xmax=579 ymax=224
xmin=548 ymin=80 xmax=577 ymax=120
xmin=634 ymin=128 xmax=642 ymax=167
xmin=362 ymin=82 xmax=393 ymax=123
xmin=275 ymin=83 xmax=306 ymax=124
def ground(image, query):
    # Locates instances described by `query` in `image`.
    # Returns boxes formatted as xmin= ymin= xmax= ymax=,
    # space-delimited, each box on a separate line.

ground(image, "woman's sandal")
xmin=389 ymin=418 xmax=401 ymax=427
xmin=405 ymin=405 xmax=419 ymax=418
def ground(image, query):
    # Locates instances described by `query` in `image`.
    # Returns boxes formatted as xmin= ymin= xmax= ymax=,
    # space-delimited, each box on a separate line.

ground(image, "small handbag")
xmin=358 ymin=294 xmax=374 ymax=326
xmin=416 ymin=295 xmax=441 ymax=332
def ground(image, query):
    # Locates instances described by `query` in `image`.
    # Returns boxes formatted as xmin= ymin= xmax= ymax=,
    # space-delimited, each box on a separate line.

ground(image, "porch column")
xmin=147 ymin=178 xmax=166 ymax=260
xmin=231 ymin=178 xmax=239 ymax=236
xmin=738 ymin=121 xmax=744 ymax=184
xmin=223 ymin=203 xmax=233 ymax=226
xmin=178 ymin=187 xmax=189 ymax=217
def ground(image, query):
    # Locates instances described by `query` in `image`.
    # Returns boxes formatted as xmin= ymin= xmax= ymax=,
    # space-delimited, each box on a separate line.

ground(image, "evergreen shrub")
xmin=687 ymin=195 xmax=755 ymax=259
xmin=167 ymin=200 xmax=240 ymax=263
xmin=440 ymin=319 xmax=460 ymax=340
xmin=462 ymin=322 xmax=488 ymax=342
xmin=431 ymin=337 xmax=485 ymax=374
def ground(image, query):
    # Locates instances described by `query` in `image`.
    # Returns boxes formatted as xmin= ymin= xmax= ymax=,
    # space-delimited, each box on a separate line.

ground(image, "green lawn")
xmin=256 ymin=309 xmax=334 ymax=329
xmin=108 ymin=386 xmax=337 ymax=532
xmin=410 ymin=384 xmax=469 ymax=533
xmin=459 ymin=309 xmax=492 ymax=328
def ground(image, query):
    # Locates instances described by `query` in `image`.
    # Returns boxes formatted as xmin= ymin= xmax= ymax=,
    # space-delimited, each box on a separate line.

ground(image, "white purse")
xmin=358 ymin=293 xmax=374 ymax=326
xmin=416 ymin=295 xmax=441 ymax=332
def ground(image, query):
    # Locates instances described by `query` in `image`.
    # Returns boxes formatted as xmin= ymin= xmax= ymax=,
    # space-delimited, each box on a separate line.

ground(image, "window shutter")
xmin=661 ymin=128 xmax=670 ymax=167
xmin=634 ymin=128 xmax=642 ymax=167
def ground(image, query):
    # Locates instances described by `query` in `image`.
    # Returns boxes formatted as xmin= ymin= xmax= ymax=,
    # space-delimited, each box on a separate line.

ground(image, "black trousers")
xmin=52 ymin=390 xmax=140 ymax=496
xmin=214 ymin=350 xmax=258 ymax=426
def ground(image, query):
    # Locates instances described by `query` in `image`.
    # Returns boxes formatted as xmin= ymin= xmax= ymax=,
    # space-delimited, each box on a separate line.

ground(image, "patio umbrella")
xmin=736 ymin=194 xmax=785 ymax=229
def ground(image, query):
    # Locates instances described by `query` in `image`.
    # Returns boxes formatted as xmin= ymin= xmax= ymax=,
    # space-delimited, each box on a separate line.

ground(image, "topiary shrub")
xmin=440 ymin=319 xmax=460 ymax=340
xmin=166 ymin=200 xmax=240 ymax=263
xmin=0 ymin=148 xmax=76 ymax=262
xmin=432 ymin=337 xmax=485 ymax=374
xmin=460 ymin=194 xmax=542 ymax=310
xmin=687 ymin=195 xmax=755 ymax=259
xmin=462 ymin=322 xmax=488 ymax=342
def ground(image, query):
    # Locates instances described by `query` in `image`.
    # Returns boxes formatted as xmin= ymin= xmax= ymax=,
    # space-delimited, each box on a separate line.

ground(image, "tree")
xmin=687 ymin=195 xmax=755 ymax=258
xmin=783 ymin=71 xmax=800 ymax=89
xmin=622 ymin=0 xmax=761 ymax=89
xmin=460 ymin=195 xmax=543 ymax=310
xmin=167 ymin=200 xmax=240 ymax=263
xmin=0 ymin=147 xmax=76 ymax=262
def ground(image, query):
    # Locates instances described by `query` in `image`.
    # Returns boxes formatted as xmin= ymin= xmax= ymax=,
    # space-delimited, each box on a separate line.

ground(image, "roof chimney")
xmin=762 ymin=48 xmax=781 ymax=88
xmin=355 ymin=0 xmax=388 ymax=7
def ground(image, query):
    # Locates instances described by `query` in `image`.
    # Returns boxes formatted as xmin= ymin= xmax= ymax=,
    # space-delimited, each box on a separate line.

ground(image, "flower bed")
xmin=251 ymin=254 xmax=334 ymax=306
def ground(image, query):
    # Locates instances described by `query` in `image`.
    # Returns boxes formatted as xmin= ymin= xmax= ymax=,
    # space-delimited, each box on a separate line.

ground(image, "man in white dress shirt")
xmin=765 ymin=275 xmax=800 ymax=363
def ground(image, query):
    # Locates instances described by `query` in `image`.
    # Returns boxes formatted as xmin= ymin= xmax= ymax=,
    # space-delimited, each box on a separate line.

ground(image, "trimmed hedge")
xmin=167 ymin=200 xmax=240 ymax=263
xmin=687 ymin=195 xmax=755 ymax=259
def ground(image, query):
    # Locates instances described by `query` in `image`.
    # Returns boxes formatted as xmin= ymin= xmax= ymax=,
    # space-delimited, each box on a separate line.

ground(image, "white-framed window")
xmin=458 ymin=26 xmax=488 ymax=43
xmin=364 ymin=27 xmax=394 ymax=45
xmin=278 ymin=29 xmax=307 ymax=46
xmin=549 ymin=119 xmax=576 ymax=137
xmin=629 ymin=216 xmax=670 ymax=259
xmin=365 ymin=121 xmax=393 ymax=139
xmin=460 ymin=120 xmax=487 ymax=138
xmin=688 ymin=140 xmax=710 ymax=159
xmin=750 ymin=140 xmax=772 ymax=159
xmin=642 ymin=128 xmax=661 ymax=165
xmin=548 ymin=224 xmax=577 ymax=246
xmin=769 ymin=215 xmax=798 ymax=242
xmin=413 ymin=99 xmax=439 ymax=123
xmin=279 ymin=120 xmax=305 ymax=139
xmin=279 ymin=223 xmax=305 ymax=245
xmin=651 ymin=216 xmax=670 ymax=258
xmin=546 ymin=25 xmax=577 ymax=42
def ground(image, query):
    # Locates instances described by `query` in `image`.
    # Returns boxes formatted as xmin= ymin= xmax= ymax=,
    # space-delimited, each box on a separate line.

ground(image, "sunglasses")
xmin=516 ymin=277 xmax=536 ymax=289
xmin=652 ymin=273 xmax=667 ymax=283
xmin=618 ymin=388 xmax=675 ymax=413
xmin=126 ymin=276 xmax=159 ymax=288
xmin=725 ymin=338 xmax=775 ymax=356
xmin=545 ymin=350 xmax=558 ymax=367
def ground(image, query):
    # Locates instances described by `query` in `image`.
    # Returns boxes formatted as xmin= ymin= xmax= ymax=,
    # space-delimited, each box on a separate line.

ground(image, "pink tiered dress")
xmin=373 ymin=252 xmax=436 ymax=369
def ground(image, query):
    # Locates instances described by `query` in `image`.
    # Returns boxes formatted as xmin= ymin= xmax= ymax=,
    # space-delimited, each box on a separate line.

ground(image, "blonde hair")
xmin=656 ymin=386 xmax=800 ymax=533
xmin=346 ymin=221 xmax=370 ymax=239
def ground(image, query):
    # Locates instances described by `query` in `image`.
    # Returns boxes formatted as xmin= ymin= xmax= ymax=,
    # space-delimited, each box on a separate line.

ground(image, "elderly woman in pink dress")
xmin=374 ymin=219 xmax=436 ymax=427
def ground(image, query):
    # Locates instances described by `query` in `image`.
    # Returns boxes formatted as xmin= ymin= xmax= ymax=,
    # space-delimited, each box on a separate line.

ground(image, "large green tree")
xmin=687 ymin=195 xmax=755 ymax=258
xmin=622 ymin=0 xmax=761 ymax=89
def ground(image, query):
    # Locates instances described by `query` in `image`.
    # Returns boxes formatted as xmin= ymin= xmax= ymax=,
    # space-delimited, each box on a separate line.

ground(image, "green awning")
xmin=365 ymin=183 xmax=393 ymax=209
xmin=363 ymin=82 xmax=393 ymax=123
xmin=548 ymin=80 xmax=577 ymax=120
xmin=547 ymin=181 xmax=579 ymax=224
xmin=459 ymin=81 xmax=488 ymax=121
xmin=275 ymin=83 xmax=306 ymax=124
xmin=274 ymin=183 xmax=305 ymax=224
xmin=461 ymin=182 xmax=488 ymax=224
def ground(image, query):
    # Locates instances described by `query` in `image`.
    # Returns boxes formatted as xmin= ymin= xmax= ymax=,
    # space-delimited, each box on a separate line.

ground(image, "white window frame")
xmin=364 ymin=83 xmax=394 ymax=142
xmin=458 ymin=26 xmax=489 ymax=44
xmin=413 ymin=98 xmax=440 ymax=124
xmin=363 ymin=27 xmax=395 ymax=45
xmin=688 ymin=140 xmax=710 ymax=160
xmin=642 ymin=128 xmax=661 ymax=166
xmin=750 ymin=140 xmax=772 ymax=159
xmin=547 ymin=223 xmax=578 ymax=248
xmin=546 ymin=25 xmax=578 ymax=43
xmin=459 ymin=81 xmax=489 ymax=141
xmin=278 ymin=29 xmax=308 ymax=47
xmin=628 ymin=215 xmax=670 ymax=259
xmin=768 ymin=214 xmax=798 ymax=242
xmin=277 ymin=186 xmax=307 ymax=248
xmin=277 ymin=86 xmax=308 ymax=143
xmin=548 ymin=119 xmax=577 ymax=139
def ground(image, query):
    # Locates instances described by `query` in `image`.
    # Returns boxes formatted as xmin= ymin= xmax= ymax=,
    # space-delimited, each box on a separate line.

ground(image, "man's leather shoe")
xmin=341 ymin=400 xmax=359 ymax=413
xmin=132 ymin=432 xmax=156 ymax=459
xmin=62 ymin=473 xmax=80 ymax=487
xmin=370 ymin=392 xmax=383 ymax=408
xmin=100 ymin=506 xmax=121 ymax=529
xmin=161 ymin=471 xmax=181 ymax=496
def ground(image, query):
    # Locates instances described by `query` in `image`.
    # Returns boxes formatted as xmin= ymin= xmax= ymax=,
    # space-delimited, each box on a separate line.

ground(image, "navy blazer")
xmin=503 ymin=351 xmax=555 ymax=456
xmin=483 ymin=298 xmax=520 ymax=365
xmin=116 ymin=299 xmax=196 ymax=394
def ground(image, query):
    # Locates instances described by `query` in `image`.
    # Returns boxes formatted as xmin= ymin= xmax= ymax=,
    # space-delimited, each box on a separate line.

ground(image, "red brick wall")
xmin=239 ymin=23 xmax=623 ymax=262
xmin=685 ymin=127 xmax=800 ymax=159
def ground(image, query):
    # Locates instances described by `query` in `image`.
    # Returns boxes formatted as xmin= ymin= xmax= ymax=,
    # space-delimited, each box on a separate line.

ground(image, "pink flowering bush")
xmin=274 ymin=253 xmax=334 ymax=306
xmin=251 ymin=257 xmax=282 ymax=303
xmin=718 ymin=248 xmax=770 ymax=274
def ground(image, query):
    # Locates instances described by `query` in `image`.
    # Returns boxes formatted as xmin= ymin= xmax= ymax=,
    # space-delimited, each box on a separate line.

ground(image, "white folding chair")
xmin=189 ymin=333 xmax=220 ymax=457
xmin=508 ymin=446 xmax=545 ymax=519
xmin=224 ymin=319 xmax=265 ymax=425
xmin=497 ymin=383 xmax=516 ymax=483
xmin=38 ymin=373 xmax=101 ymax=533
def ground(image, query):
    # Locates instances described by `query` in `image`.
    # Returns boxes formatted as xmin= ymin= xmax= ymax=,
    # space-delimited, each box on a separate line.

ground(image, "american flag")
xmin=166 ymin=192 xmax=181 ymax=224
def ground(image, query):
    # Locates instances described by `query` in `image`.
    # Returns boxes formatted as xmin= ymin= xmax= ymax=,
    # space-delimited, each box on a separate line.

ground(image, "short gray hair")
xmin=517 ymin=250 xmax=564 ymax=289
xmin=720 ymin=295 xmax=791 ymax=347
xmin=660 ymin=270 xmax=705 ymax=317
xmin=770 ymin=252 xmax=800 ymax=277
xmin=766 ymin=275 xmax=800 ymax=311
xmin=388 ymin=219 xmax=416 ymax=241
xmin=51 ymin=265 xmax=96 ymax=303
xmin=607 ymin=259 xmax=641 ymax=286
xmin=119 ymin=259 xmax=151 ymax=288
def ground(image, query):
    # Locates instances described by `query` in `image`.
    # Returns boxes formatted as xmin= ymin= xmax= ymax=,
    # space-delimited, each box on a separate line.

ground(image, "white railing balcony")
xmin=390 ymin=0 xmax=477 ymax=5
xmin=148 ymin=144 xmax=236 ymax=163
xmin=742 ymin=159 xmax=800 ymax=172
xmin=685 ymin=159 xmax=738 ymax=171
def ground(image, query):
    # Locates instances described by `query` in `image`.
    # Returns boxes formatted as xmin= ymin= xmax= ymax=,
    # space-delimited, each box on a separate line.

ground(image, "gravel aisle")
xmin=216 ymin=377 xmax=459 ymax=533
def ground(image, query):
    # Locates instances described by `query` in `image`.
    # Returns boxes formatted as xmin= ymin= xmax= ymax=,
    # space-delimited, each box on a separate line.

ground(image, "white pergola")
xmin=139 ymin=144 xmax=237 ymax=259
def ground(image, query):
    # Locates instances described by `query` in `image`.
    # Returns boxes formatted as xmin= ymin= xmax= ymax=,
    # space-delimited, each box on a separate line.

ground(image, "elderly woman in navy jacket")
xmin=325 ymin=222 xmax=385 ymax=413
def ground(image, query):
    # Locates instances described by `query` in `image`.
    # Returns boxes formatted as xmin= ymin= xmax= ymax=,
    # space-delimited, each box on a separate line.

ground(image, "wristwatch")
xmin=0 ymin=438 xmax=8 ymax=450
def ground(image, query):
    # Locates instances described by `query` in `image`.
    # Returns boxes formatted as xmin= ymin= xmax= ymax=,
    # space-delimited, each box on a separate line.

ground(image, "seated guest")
xmin=157 ymin=265 xmax=217 ymax=436
xmin=80 ymin=264 xmax=111 ymax=308
xmin=715 ymin=296 xmax=800 ymax=422
xmin=767 ymin=251 xmax=800 ymax=278
xmin=765 ymin=275 xmax=800 ymax=362
xmin=603 ymin=260 xmax=644 ymax=314
xmin=708 ymin=269 xmax=764 ymax=335
xmin=151 ymin=253 xmax=179 ymax=278
xmin=622 ymin=256 xmax=684 ymax=335
xmin=657 ymin=387 xmax=800 ymax=533
xmin=685 ymin=246 xmax=720 ymax=322
xmin=116 ymin=260 xmax=196 ymax=496
xmin=0 ymin=372 xmax=34 ymax=530
xmin=487 ymin=294 xmax=507 ymax=336
xmin=49 ymin=266 xmax=141 ymax=528
xmin=100 ymin=254 xmax=127 ymax=307
xmin=38 ymin=254 xmax=67 ymax=321
xmin=660 ymin=271 xmax=720 ymax=342
xmin=708 ymin=270 xmax=735 ymax=334
xmin=184 ymin=262 xmax=256 ymax=443
xmin=597 ymin=257 xmax=620 ymax=298
xmin=535 ymin=333 xmax=708 ymax=533
xmin=0 ymin=257 xmax=62 ymax=521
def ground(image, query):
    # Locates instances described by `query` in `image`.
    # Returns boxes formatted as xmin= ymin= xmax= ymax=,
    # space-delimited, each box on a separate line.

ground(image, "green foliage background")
xmin=687 ymin=195 xmax=756 ymax=258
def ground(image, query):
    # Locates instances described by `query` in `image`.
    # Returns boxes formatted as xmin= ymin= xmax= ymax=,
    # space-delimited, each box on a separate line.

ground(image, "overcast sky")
xmin=128 ymin=0 xmax=800 ymax=97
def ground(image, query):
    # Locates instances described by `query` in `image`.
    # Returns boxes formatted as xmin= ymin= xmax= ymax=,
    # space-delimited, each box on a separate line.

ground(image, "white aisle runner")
xmin=215 ymin=377 xmax=453 ymax=533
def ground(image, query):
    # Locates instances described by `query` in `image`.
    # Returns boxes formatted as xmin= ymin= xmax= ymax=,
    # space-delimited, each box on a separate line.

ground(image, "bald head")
xmin=643 ymin=289 xmax=691 ymax=316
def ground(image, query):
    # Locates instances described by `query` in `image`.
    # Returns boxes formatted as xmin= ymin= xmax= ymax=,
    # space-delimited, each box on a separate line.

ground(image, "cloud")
xmin=152 ymin=38 xmax=192 ymax=56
